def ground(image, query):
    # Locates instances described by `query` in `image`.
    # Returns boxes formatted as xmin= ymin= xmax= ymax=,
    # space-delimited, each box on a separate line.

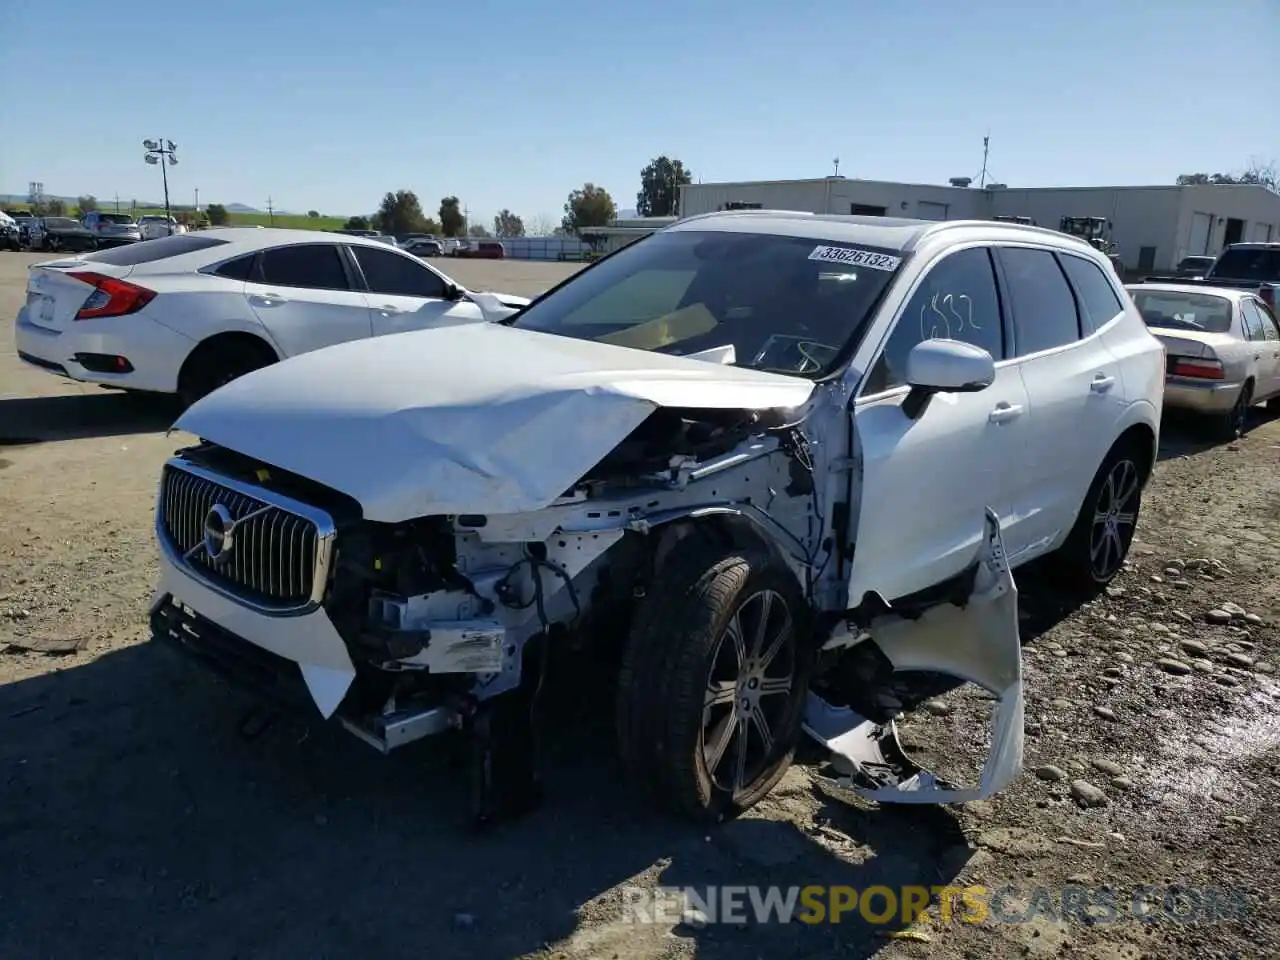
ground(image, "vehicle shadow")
xmin=0 ymin=390 xmax=179 ymax=444
xmin=0 ymin=641 xmax=973 ymax=960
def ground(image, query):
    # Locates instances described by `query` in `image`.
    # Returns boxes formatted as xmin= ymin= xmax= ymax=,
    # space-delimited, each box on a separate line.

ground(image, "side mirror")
xmin=444 ymin=282 xmax=464 ymax=301
xmin=902 ymin=339 xmax=995 ymax=419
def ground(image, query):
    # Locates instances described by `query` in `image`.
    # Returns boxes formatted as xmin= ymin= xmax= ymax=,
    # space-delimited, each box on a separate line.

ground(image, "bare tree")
xmin=526 ymin=214 xmax=556 ymax=237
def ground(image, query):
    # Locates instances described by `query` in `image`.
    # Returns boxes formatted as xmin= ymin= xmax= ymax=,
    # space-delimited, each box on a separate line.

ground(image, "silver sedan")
xmin=1126 ymin=282 xmax=1280 ymax=439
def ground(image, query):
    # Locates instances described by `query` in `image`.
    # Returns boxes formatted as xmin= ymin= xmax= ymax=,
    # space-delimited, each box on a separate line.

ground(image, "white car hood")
xmin=175 ymin=322 xmax=815 ymax=522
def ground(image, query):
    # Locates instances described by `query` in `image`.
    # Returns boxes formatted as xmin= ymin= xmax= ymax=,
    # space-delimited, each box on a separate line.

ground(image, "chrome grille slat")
xmin=157 ymin=461 xmax=334 ymax=613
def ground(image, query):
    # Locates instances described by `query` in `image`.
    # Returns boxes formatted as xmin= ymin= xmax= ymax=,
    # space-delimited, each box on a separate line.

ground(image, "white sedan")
xmin=14 ymin=228 xmax=531 ymax=405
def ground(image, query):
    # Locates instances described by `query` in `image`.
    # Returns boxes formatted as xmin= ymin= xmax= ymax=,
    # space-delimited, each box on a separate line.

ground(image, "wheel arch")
xmin=177 ymin=330 xmax=279 ymax=390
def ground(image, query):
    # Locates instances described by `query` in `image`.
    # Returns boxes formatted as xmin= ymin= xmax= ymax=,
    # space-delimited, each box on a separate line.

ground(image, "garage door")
xmin=917 ymin=201 xmax=949 ymax=221
xmin=1189 ymin=212 xmax=1212 ymax=254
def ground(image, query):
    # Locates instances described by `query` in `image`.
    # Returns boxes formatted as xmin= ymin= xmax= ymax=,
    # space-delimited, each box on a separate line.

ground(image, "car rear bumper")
xmin=1164 ymin=377 xmax=1243 ymax=414
xmin=14 ymin=307 xmax=193 ymax=393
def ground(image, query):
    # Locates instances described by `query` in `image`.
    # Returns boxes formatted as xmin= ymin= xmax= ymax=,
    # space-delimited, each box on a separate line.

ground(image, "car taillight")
xmin=69 ymin=272 xmax=156 ymax=320
xmin=1260 ymin=286 xmax=1276 ymax=310
xmin=1169 ymin=356 xmax=1224 ymax=380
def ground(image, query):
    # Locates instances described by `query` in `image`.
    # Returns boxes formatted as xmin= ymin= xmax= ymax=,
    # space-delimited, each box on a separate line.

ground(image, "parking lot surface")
xmin=2 ymin=251 xmax=1279 ymax=959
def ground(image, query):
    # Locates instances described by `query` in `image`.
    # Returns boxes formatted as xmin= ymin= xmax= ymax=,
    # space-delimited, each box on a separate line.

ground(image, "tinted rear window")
xmin=1129 ymin=290 xmax=1233 ymax=333
xmin=1210 ymin=248 xmax=1280 ymax=282
xmin=99 ymin=213 xmax=136 ymax=224
xmin=83 ymin=234 xmax=229 ymax=265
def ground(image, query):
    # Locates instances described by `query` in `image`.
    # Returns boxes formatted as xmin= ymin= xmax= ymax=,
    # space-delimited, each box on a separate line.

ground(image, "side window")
xmin=1239 ymin=301 xmax=1267 ymax=341
xmin=998 ymin=247 xmax=1082 ymax=356
xmin=212 ymin=254 xmax=256 ymax=281
xmin=1058 ymin=253 xmax=1125 ymax=334
xmin=352 ymin=246 xmax=447 ymax=298
xmin=863 ymin=247 xmax=1004 ymax=395
xmin=1248 ymin=300 xmax=1279 ymax=341
xmin=258 ymin=244 xmax=349 ymax=291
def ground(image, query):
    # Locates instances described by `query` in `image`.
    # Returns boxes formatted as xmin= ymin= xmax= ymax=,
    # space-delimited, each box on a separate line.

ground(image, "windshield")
xmin=509 ymin=229 xmax=903 ymax=378
xmin=45 ymin=218 xmax=79 ymax=229
xmin=1129 ymin=290 xmax=1232 ymax=333
xmin=1210 ymin=247 xmax=1280 ymax=282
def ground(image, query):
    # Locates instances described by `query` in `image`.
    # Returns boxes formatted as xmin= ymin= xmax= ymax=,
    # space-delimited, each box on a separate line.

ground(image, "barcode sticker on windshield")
xmin=808 ymin=245 xmax=901 ymax=271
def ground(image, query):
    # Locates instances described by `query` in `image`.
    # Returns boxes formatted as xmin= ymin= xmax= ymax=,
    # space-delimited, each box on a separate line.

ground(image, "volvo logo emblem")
xmin=203 ymin=503 xmax=236 ymax=563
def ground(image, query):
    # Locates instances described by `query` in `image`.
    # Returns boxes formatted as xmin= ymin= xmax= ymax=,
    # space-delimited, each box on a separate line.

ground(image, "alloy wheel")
xmin=1089 ymin=457 xmax=1140 ymax=581
xmin=700 ymin=588 xmax=798 ymax=800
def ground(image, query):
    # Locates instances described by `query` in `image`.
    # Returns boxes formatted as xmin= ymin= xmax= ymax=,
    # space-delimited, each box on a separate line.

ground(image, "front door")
xmin=348 ymin=244 xmax=482 ymax=336
xmin=847 ymin=245 xmax=1028 ymax=606
xmin=244 ymin=242 xmax=373 ymax=358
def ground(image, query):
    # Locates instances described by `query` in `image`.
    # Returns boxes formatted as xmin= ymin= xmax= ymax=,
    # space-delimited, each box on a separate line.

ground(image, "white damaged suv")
xmin=150 ymin=211 xmax=1165 ymax=824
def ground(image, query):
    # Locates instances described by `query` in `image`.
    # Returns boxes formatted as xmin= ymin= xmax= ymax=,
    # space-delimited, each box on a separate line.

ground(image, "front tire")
xmin=616 ymin=537 xmax=812 ymax=823
xmin=1048 ymin=442 xmax=1144 ymax=593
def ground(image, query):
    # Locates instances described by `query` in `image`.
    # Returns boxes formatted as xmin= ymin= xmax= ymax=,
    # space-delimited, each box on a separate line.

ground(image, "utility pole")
xmin=266 ymin=196 xmax=275 ymax=226
xmin=114 ymin=193 xmax=120 ymax=213
xmin=194 ymin=187 xmax=199 ymax=212
xmin=833 ymin=156 xmax=840 ymax=176
xmin=979 ymin=134 xmax=990 ymax=189
xmin=463 ymin=203 xmax=469 ymax=235
xmin=143 ymin=138 xmax=178 ymax=220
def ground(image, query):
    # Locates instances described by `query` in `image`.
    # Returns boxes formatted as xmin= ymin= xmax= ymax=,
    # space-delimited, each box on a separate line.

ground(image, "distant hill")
xmin=225 ymin=203 xmax=261 ymax=213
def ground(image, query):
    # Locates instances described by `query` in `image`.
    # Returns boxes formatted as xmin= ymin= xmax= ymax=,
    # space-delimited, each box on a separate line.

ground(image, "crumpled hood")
xmin=175 ymin=322 xmax=815 ymax=521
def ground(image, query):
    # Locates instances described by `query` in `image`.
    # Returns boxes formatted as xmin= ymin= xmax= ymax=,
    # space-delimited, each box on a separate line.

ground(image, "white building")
xmin=677 ymin=177 xmax=1280 ymax=273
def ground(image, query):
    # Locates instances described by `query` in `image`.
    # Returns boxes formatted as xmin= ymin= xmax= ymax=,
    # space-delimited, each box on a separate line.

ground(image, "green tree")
xmin=561 ymin=183 xmax=616 ymax=235
xmin=439 ymin=196 xmax=464 ymax=237
xmin=468 ymin=223 xmax=490 ymax=237
xmin=307 ymin=209 xmax=320 ymax=218
xmin=343 ymin=214 xmax=370 ymax=230
xmin=493 ymin=209 xmax=525 ymax=237
xmin=636 ymin=156 xmax=692 ymax=217
xmin=1176 ymin=159 xmax=1277 ymax=192
xmin=206 ymin=203 xmax=230 ymax=226
xmin=45 ymin=198 xmax=67 ymax=216
xmin=76 ymin=195 xmax=99 ymax=215
xmin=375 ymin=190 xmax=430 ymax=234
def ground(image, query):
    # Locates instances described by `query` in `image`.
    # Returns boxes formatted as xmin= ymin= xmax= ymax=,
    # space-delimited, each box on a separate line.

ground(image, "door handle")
xmin=1090 ymin=374 xmax=1116 ymax=392
xmin=250 ymin=292 xmax=289 ymax=306
xmin=988 ymin=402 xmax=1024 ymax=424
xmin=378 ymin=304 xmax=403 ymax=314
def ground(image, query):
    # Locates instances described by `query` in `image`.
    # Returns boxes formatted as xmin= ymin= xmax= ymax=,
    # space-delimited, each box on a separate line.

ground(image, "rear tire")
xmin=1047 ymin=440 xmax=1145 ymax=594
xmin=616 ymin=537 xmax=813 ymax=824
xmin=178 ymin=339 xmax=276 ymax=408
xmin=1214 ymin=382 xmax=1252 ymax=441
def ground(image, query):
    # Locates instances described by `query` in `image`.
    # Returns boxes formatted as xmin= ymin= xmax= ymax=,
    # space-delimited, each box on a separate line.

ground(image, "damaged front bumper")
xmin=803 ymin=508 xmax=1024 ymax=802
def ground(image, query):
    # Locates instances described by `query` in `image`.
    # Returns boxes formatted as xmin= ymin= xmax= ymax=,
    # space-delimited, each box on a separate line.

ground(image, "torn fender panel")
xmin=175 ymin=322 xmax=815 ymax=522
xmin=804 ymin=508 xmax=1023 ymax=802
xmin=154 ymin=550 xmax=356 ymax=718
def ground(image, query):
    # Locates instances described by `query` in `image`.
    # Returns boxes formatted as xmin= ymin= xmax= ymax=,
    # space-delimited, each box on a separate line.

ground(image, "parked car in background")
xmin=138 ymin=215 xmax=188 ymax=240
xmin=1175 ymin=255 xmax=1217 ymax=278
xmin=402 ymin=238 xmax=443 ymax=257
xmin=27 ymin=216 xmax=98 ymax=252
xmin=82 ymin=211 xmax=142 ymax=247
xmin=14 ymin=228 xmax=531 ymax=406
xmin=1126 ymin=281 xmax=1280 ymax=438
xmin=1148 ymin=243 xmax=1279 ymax=312
xmin=145 ymin=213 xmax=1164 ymax=827
xmin=452 ymin=239 xmax=506 ymax=259
xmin=0 ymin=211 xmax=19 ymax=250
xmin=5 ymin=210 xmax=35 ymax=247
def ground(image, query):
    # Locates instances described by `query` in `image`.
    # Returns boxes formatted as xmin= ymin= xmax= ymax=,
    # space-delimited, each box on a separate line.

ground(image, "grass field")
xmin=4 ymin=203 xmax=350 ymax=232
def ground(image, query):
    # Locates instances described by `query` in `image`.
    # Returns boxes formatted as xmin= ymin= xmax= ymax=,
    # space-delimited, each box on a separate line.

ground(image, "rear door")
xmin=348 ymin=243 xmax=481 ymax=336
xmin=995 ymin=246 xmax=1124 ymax=557
xmin=243 ymin=242 xmax=374 ymax=357
xmin=1242 ymin=298 xmax=1280 ymax=399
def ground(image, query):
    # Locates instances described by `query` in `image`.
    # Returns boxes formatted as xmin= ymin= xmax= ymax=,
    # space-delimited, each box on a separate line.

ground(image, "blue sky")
xmin=1 ymin=0 xmax=1276 ymax=226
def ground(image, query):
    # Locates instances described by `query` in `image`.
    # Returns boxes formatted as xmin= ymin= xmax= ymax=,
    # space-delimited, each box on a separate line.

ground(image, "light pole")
xmin=143 ymin=138 xmax=178 ymax=221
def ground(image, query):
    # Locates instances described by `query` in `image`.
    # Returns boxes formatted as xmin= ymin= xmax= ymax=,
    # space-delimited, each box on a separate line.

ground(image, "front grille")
xmin=158 ymin=461 xmax=334 ymax=612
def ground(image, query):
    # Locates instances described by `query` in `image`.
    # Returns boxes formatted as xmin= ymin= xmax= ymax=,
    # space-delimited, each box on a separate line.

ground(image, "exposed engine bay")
xmin=152 ymin=386 xmax=1023 ymax=827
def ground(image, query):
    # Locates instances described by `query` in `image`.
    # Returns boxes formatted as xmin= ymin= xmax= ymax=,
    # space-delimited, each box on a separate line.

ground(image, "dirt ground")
xmin=2 ymin=250 xmax=1278 ymax=960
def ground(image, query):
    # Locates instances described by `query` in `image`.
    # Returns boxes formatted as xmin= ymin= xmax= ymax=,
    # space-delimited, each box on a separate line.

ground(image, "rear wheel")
xmin=1215 ymin=381 xmax=1252 ymax=441
xmin=616 ymin=538 xmax=813 ymax=823
xmin=1048 ymin=441 xmax=1145 ymax=593
xmin=178 ymin=338 xmax=277 ymax=408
